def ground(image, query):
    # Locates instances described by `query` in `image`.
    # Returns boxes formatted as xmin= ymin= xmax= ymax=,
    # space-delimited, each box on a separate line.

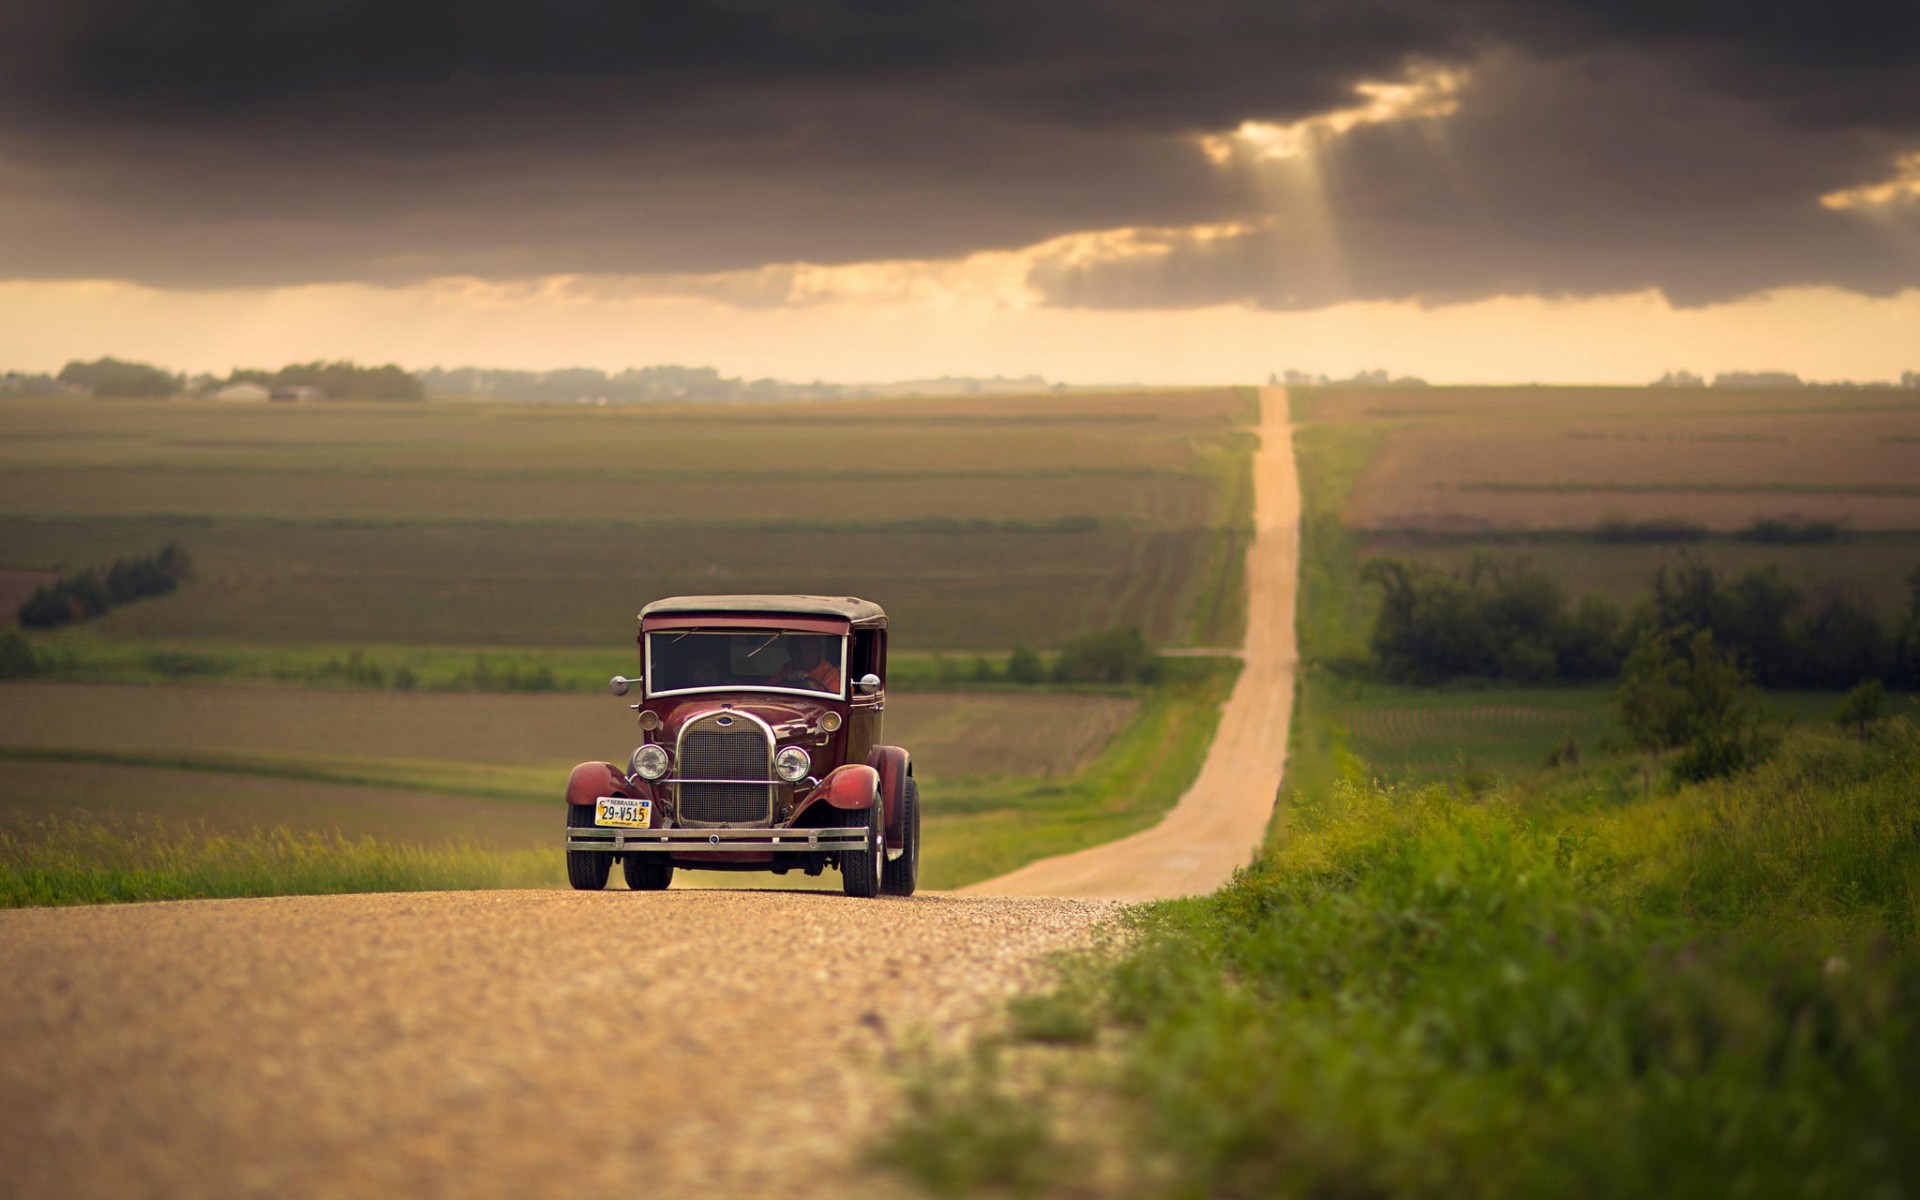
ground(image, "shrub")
xmin=1557 ymin=592 xmax=1626 ymax=679
xmin=1615 ymin=626 xmax=1771 ymax=782
xmin=1052 ymin=626 xmax=1155 ymax=684
xmin=1364 ymin=555 xmax=1599 ymax=684
xmin=1792 ymin=593 xmax=1890 ymax=688
xmin=0 ymin=630 xmax=38 ymax=679
xmin=1834 ymin=679 xmax=1885 ymax=737
xmin=17 ymin=585 xmax=74 ymax=629
xmin=1006 ymin=645 xmax=1046 ymax=684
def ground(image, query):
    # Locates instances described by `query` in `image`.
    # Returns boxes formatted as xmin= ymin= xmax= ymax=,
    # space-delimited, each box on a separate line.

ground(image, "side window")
xmin=851 ymin=630 xmax=884 ymax=682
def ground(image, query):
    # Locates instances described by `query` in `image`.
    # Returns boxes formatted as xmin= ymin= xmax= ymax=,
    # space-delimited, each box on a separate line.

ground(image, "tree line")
xmin=7 ymin=358 xmax=423 ymax=400
xmin=1364 ymin=553 xmax=1920 ymax=689
xmin=57 ymin=357 xmax=181 ymax=397
xmin=17 ymin=545 xmax=193 ymax=629
xmin=221 ymin=361 xmax=423 ymax=401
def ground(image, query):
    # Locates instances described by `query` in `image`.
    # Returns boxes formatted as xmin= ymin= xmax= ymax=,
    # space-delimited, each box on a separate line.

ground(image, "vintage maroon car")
xmin=563 ymin=594 xmax=920 ymax=897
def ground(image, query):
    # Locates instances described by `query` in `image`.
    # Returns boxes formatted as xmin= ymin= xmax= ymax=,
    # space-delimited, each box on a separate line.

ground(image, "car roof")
xmin=637 ymin=594 xmax=888 ymax=627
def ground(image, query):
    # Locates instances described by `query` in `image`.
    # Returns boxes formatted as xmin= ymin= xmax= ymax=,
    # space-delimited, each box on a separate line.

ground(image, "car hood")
xmin=656 ymin=696 xmax=832 ymax=742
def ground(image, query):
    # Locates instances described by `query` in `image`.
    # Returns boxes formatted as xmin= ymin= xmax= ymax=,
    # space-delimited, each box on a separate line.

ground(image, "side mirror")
xmin=609 ymin=675 xmax=638 ymax=697
xmin=855 ymin=673 xmax=882 ymax=695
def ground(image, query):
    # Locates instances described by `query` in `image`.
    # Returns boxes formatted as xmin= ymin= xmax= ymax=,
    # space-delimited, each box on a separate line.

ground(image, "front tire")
xmin=881 ymin=775 xmax=920 ymax=897
xmin=565 ymin=804 xmax=611 ymax=891
xmin=840 ymin=801 xmax=883 ymax=898
xmin=622 ymin=852 xmax=674 ymax=891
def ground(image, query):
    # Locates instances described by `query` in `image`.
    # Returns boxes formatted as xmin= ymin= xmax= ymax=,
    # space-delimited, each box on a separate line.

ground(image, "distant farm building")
xmin=271 ymin=385 xmax=326 ymax=402
xmin=214 ymin=382 xmax=270 ymax=402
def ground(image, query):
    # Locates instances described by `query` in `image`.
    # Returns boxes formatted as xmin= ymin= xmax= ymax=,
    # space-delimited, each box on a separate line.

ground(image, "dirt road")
xmin=0 ymin=389 xmax=1297 ymax=1197
xmin=0 ymin=889 xmax=1113 ymax=1199
xmin=965 ymin=386 xmax=1297 ymax=900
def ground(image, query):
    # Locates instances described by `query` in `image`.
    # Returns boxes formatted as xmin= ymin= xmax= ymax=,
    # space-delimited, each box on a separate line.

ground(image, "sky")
xmin=1 ymin=1 xmax=1915 ymax=384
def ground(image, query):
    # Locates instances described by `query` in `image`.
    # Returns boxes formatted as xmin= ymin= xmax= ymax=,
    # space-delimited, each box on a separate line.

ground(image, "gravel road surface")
xmin=964 ymin=386 xmax=1298 ymax=900
xmin=0 ymin=889 xmax=1115 ymax=1199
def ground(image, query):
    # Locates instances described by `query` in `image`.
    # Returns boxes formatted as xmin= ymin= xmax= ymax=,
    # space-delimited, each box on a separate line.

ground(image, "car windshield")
xmin=646 ymin=631 xmax=847 ymax=698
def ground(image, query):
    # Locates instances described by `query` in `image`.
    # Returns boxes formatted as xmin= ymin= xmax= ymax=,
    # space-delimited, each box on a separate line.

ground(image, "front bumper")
xmin=565 ymin=825 xmax=869 ymax=854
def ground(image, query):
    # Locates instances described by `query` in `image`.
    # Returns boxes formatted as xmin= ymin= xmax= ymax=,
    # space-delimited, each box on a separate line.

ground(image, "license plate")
xmin=595 ymin=796 xmax=652 ymax=828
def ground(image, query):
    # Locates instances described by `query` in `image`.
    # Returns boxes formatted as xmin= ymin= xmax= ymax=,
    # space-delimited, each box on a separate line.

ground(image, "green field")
xmin=0 ymin=389 xmax=1256 ymax=651
xmin=0 ymin=387 xmax=1252 ymax=905
xmin=1327 ymin=679 xmax=1896 ymax=785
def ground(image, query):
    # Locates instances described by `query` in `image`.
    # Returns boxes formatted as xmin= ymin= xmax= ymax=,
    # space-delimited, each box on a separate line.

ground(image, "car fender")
xmin=802 ymin=763 xmax=880 ymax=816
xmin=566 ymin=761 xmax=648 ymax=806
xmin=867 ymin=745 xmax=911 ymax=851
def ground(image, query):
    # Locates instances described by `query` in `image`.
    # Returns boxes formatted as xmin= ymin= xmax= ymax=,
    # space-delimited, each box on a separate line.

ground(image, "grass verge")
xmin=0 ymin=818 xmax=558 ymax=907
xmin=874 ymin=721 xmax=1920 ymax=1199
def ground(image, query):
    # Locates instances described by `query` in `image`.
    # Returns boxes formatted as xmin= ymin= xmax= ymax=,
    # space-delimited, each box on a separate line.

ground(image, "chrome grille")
xmin=677 ymin=716 xmax=772 ymax=823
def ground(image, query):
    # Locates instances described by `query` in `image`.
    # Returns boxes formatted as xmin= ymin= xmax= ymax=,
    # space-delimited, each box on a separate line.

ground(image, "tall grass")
xmin=876 ymin=722 xmax=1920 ymax=1199
xmin=1630 ymin=721 xmax=1920 ymax=934
xmin=0 ymin=817 xmax=559 ymax=907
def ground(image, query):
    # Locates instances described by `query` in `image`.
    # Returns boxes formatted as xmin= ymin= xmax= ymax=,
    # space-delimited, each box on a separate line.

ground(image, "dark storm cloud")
xmin=1029 ymin=49 xmax=1920 ymax=310
xmin=0 ymin=1 xmax=1915 ymax=301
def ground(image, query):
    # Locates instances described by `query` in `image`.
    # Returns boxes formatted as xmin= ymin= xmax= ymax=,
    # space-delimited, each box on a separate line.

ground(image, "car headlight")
xmin=630 ymin=744 xmax=670 ymax=781
xmin=773 ymin=745 xmax=812 ymax=783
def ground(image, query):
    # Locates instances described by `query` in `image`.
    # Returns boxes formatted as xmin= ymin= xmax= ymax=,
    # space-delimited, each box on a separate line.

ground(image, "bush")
xmin=0 ymin=630 xmax=38 ymax=678
xmin=1006 ymin=645 xmax=1046 ymax=684
xmin=1364 ymin=555 xmax=1617 ymax=684
xmin=16 ymin=585 xmax=74 ymax=629
xmin=1615 ymin=626 xmax=1771 ymax=782
xmin=1557 ymin=592 xmax=1626 ymax=679
xmin=1792 ymin=593 xmax=1890 ymax=688
xmin=1834 ymin=679 xmax=1885 ymax=737
xmin=1052 ymin=627 xmax=1156 ymax=685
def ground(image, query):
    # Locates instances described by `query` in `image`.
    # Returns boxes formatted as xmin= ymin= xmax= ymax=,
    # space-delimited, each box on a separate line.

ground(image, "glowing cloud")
xmin=1199 ymin=65 xmax=1469 ymax=166
xmin=1821 ymin=152 xmax=1920 ymax=212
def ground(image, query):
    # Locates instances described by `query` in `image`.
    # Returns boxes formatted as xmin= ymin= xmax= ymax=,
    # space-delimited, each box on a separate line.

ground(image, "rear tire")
xmin=839 ymin=801 xmax=883 ymax=898
xmin=622 ymin=852 xmax=674 ymax=891
xmin=881 ymin=775 xmax=920 ymax=897
xmin=565 ymin=803 xmax=611 ymax=891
